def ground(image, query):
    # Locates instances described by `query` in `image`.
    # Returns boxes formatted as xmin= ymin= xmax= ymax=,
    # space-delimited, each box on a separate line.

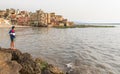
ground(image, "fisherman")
xmin=9 ymin=26 xmax=16 ymax=50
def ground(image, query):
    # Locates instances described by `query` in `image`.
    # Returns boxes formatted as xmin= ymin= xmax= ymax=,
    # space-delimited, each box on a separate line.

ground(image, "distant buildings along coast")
xmin=0 ymin=8 xmax=74 ymax=27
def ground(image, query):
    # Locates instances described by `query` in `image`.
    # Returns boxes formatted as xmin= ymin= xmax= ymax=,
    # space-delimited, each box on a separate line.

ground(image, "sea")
xmin=0 ymin=25 xmax=120 ymax=74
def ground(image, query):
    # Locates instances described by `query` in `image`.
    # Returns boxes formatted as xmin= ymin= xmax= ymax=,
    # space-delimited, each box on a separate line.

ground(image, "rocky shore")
xmin=0 ymin=47 xmax=64 ymax=74
xmin=0 ymin=47 xmax=114 ymax=74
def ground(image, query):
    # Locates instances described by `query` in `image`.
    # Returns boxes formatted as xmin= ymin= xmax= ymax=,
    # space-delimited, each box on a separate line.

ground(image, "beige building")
xmin=0 ymin=8 xmax=74 ymax=27
xmin=30 ymin=10 xmax=48 ymax=27
xmin=55 ymin=15 xmax=63 ymax=22
xmin=0 ymin=10 xmax=6 ymax=18
xmin=47 ymin=13 xmax=51 ymax=24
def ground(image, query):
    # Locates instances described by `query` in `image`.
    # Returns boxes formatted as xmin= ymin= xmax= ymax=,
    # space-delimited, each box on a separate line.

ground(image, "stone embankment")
xmin=0 ymin=47 xmax=64 ymax=74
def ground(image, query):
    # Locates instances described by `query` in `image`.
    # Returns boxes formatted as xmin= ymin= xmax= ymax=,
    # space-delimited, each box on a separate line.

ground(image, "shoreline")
xmin=0 ymin=47 xmax=65 ymax=74
xmin=0 ymin=24 xmax=115 ymax=28
xmin=53 ymin=25 xmax=115 ymax=28
xmin=0 ymin=24 xmax=30 ymax=28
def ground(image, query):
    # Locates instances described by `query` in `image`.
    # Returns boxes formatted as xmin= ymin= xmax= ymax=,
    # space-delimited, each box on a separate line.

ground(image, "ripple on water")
xmin=1 ymin=27 xmax=120 ymax=74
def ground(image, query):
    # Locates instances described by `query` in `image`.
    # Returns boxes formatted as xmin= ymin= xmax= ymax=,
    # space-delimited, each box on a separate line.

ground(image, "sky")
xmin=1 ymin=0 xmax=120 ymax=23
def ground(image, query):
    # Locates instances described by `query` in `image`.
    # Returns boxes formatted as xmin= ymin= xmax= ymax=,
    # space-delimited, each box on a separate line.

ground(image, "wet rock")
xmin=18 ymin=53 xmax=41 ymax=74
xmin=35 ymin=58 xmax=48 ymax=70
xmin=42 ymin=69 xmax=52 ymax=74
xmin=47 ymin=64 xmax=64 ymax=74
xmin=35 ymin=58 xmax=64 ymax=74
xmin=65 ymin=62 xmax=104 ymax=74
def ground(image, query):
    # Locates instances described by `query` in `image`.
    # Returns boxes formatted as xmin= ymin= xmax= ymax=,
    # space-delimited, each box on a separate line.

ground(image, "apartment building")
xmin=0 ymin=10 xmax=6 ymax=18
xmin=0 ymin=8 xmax=74 ymax=27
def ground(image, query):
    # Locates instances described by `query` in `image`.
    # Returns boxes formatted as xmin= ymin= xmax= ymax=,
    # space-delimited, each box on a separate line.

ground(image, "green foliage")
xmin=53 ymin=25 xmax=115 ymax=29
xmin=53 ymin=26 xmax=75 ymax=29
xmin=75 ymin=25 xmax=115 ymax=28
xmin=40 ymin=61 xmax=48 ymax=70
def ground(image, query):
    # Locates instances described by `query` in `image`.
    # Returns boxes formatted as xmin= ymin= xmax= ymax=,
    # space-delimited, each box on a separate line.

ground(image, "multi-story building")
xmin=50 ymin=13 xmax=56 ymax=26
xmin=0 ymin=8 xmax=74 ymax=27
xmin=55 ymin=15 xmax=63 ymax=22
xmin=0 ymin=10 xmax=6 ymax=18
xmin=10 ymin=13 xmax=17 ymax=25
xmin=16 ymin=11 xmax=30 ymax=26
xmin=17 ymin=16 xmax=30 ymax=26
xmin=47 ymin=13 xmax=51 ymax=24
xmin=30 ymin=10 xmax=48 ymax=27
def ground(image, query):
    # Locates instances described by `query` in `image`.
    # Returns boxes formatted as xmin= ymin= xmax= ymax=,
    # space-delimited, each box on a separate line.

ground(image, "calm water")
xmin=0 ymin=26 xmax=120 ymax=74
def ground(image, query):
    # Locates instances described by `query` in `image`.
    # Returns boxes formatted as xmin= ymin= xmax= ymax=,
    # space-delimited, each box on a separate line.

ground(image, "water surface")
xmin=0 ymin=26 xmax=120 ymax=74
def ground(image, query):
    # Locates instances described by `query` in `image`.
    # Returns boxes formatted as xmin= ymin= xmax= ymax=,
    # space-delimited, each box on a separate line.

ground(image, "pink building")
xmin=17 ymin=16 xmax=30 ymax=26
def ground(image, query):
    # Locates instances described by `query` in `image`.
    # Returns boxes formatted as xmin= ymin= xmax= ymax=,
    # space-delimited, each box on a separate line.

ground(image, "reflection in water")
xmin=0 ymin=27 xmax=120 ymax=74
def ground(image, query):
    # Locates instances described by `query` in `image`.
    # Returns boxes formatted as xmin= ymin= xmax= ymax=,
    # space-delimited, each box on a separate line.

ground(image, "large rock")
xmin=0 ymin=48 xmax=41 ymax=74
xmin=35 ymin=58 xmax=64 ymax=74
xmin=0 ymin=49 xmax=22 ymax=74
xmin=0 ymin=48 xmax=65 ymax=74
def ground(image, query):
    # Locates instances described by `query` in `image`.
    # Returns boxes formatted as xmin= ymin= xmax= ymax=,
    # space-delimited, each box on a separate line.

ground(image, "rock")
xmin=48 ymin=64 xmax=64 ymax=74
xmin=42 ymin=69 xmax=52 ymax=74
xmin=18 ymin=53 xmax=41 ymax=74
xmin=65 ymin=63 xmax=103 ymax=74
xmin=0 ymin=50 xmax=22 ymax=74
xmin=0 ymin=48 xmax=65 ymax=74
xmin=0 ymin=50 xmax=12 ymax=61
xmin=0 ymin=48 xmax=41 ymax=74
xmin=35 ymin=58 xmax=64 ymax=74
xmin=35 ymin=58 xmax=48 ymax=70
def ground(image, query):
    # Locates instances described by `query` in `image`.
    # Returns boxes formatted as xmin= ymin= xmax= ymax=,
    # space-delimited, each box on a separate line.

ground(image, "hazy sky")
xmin=1 ymin=0 xmax=120 ymax=22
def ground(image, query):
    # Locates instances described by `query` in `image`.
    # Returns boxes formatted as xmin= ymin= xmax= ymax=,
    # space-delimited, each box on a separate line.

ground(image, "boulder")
xmin=0 ymin=48 xmax=65 ymax=74
xmin=0 ymin=48 xmax=41 ymax=74
xmin=47 ymin=64 xmax=64 ymax=74
xmin=0 ymin=50 xmax=22 ymax=74
xmin=35 ymin=58 xmax=64 ymax=74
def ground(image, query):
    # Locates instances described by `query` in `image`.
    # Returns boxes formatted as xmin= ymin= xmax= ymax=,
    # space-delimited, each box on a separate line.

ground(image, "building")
xmin=0 ymin=8 xmax=74 ymax=27
xmin=30 ymin=10 xmax=48 ymax=27
xmin=0 ymin=10 xmax=6 ymax=18
xmin=17 ymin=16 xmax=30 ymax=26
